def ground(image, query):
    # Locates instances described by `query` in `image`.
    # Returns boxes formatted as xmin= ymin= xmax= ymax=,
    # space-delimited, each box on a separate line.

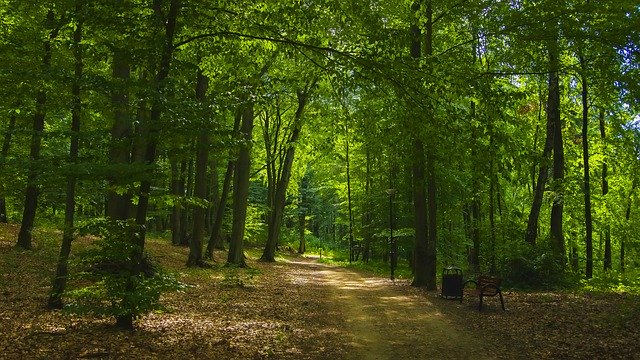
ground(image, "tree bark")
xmin=187 ymin=70 xmax=209 ymax=267
xmin=598 ymin=108 xmax=611 ymax=271
xmin=0 ymin=108 xmax=17 ymax=223
xmin=410 ymin=0 xmax=437 ymax=290
xmin=622 ymin=180 xmax=635 ymax=272
xmin=227 ymin=104 xmax=253 ymax=267
xmin=362 ymin=148 xmax=372 ymax=262
xmin=579 ymin=54 xmax=593 ymax=279
xmin=48 ymin=2 xmax=83 ymax=309
xmin=17 ymin=9 xmax=59 ymax=249
xmin=524 ymin=84 xmax=556 ymax=245
xmin=548 ymin=36 xmax=565 ymax=265
xmin=170 ymin=158 xmax=182 ymax=245
xmin=106 ymin=47 xmax=132 ymax=221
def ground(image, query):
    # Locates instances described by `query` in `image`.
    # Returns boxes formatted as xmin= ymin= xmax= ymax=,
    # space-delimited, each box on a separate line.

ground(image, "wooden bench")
xmin=462 ymin=275 xmax=505 ymax=311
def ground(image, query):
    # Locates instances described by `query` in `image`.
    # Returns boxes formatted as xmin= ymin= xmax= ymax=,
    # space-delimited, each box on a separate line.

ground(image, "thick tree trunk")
xmin=106 ymin=48 xmax=132 ymax=221
xmin=48 ymin=3 xmax=83 ymax=309
xmin=548 ymin=37 xmax=565 ymax=265
xmin=17 ymin=9 xmax=58 ymax=250
xmin=227 ymin=104 xmax=253 ymax=267
xmin=261 ymin=86 xmax=313 ymax=262
xmin=187 ymin=71 xmax=209 ymax=267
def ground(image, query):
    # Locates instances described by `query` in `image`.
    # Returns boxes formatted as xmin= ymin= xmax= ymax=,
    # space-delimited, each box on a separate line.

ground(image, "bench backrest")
xmin=476 ymin=275 xmax=501 ymax=296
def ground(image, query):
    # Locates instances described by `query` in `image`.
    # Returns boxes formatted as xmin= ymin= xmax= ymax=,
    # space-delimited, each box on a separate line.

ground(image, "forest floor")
xmin=1 ymin=223 xmax=639 ymax=359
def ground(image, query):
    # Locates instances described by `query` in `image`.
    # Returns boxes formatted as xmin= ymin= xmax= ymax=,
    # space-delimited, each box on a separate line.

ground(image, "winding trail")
xmin=283 ymin=257 xmax=495 ymax=360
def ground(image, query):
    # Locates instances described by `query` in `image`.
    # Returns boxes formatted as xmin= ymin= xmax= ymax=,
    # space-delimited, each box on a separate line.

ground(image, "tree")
xmin=16 ymin=9 xmax=60 ymax=250
xmin=48 ymin=0 xmax=84 ymax=309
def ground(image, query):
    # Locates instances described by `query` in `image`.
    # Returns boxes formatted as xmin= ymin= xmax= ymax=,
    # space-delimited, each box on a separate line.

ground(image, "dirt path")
xmin=283 ymin=257 xmax=496 ymax=360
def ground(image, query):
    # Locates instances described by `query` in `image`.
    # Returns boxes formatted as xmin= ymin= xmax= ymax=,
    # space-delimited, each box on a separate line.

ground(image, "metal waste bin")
xmin=441 ymin=266 xmax=463 ymax=300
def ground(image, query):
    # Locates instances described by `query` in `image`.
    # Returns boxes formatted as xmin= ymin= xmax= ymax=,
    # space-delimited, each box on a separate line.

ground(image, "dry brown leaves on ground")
xmin=1 ymin=223 xmax=639 ymax=359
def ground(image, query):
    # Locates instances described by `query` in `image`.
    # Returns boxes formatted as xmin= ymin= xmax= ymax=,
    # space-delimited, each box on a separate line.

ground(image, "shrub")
xmin=65 ymin=219 xmax=186 ymax=329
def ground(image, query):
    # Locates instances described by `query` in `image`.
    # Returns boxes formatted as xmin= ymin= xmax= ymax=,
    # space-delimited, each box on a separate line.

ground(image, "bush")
xmin=66 ymin=219 xmax=186 ymax=329
xmin=500 ymin=241 xmax=570 ymax=289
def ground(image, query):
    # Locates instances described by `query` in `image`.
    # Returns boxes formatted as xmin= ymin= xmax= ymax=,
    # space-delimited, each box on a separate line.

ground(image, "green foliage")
xmin=580 ymin=269 xmax=640 ymax=295
xmin=65 ymin=219 xmax=186 ymax=323
xmin=500 ymin=241 xmax=574 ymax=289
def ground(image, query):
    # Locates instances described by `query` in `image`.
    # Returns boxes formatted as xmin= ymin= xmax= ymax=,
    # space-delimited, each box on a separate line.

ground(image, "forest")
xmin=1 ymin=0 xmax=640 ymax=356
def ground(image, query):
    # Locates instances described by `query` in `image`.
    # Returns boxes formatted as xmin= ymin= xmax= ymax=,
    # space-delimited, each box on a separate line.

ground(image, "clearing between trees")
xmin=0 ymin=225 xmax=638 ymax=359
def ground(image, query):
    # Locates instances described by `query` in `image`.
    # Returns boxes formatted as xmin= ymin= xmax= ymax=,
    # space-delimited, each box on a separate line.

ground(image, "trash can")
xmin=441 ymin=266 xmax=463 ymax=300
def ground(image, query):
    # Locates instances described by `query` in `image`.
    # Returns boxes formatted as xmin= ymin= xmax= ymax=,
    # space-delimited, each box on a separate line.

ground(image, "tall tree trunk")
xmin=106 ymin=47 xmax=132 ymax=221
xmin=170 ymin=157 xmax=182 ymax=245
xmin=187 ymin=71 xmax=209 ymax=267
xmin=598 ymin=108 xmax=611 ymax=271
xmin=346 ymin=133 xmax=354 ymax=263
xmin=525 ymin=81 xmax=556 ymax=245
xmin=0 ymin=108 xmax=17 ymax=223
xmin=469 ymin=102 xmax=481 ymax=274
xmin=117 ymin=0 xmax=180 ymax=330
xmin=362 ymin=148 xmax=372 ymax=262
xmin=227 ymin=104 xmax=254 ymax=267
xmin=17 ymin=9 xmax=59 ymax=249
xmin=180 ymin=159 xmax=192 ymax=245
xmin=206 ymin=108 xmax=243 ymax=257
xmin=622 ymin=180 xmax=635 ymax=272
xmin=207 ymin=157 xmax=234 ymax=254
xmin=48 ymin=3 xmax=83 ymax=309
xmin=410 ymin=0 xmax=437 ymax=289
xmin=298 ymin=192 xmax=306 ymax=255
xmin=261 ymin=84 xmax=314 ymax=262
xmin=579 ymin=54 xmax=594 ymax=278
xmin=548 ymin=37 xmax=565 ymax=266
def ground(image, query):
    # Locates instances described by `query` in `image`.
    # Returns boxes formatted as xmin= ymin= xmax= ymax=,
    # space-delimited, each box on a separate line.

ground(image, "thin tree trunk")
xmin=261 ymin=84 xmax=314 ymax=262
xmin=206 ymin=108 xmax=243 ymax=257
xmin=227 ymin=104 xmax=253 ymax=267
xmin=170 ymin=157 xmax=182 ymax=245
xmin=0 ymin=108 xmax=17 ymax=223
xmin=622 ymin=180 xmax=635 ymax=272
xmin=118 ymin=0 xmax=180 ymax=330
xmin=598 ymin=108 xmax=611 ymax=271
xmin=411 ymin=0 xmax=437 ymax=289
xmin=17 ymin=9 xmax=59 ymax=250
xmin=207 ymin=157 xmax=234 ymax=253
xmin=549 ymin=36 xmax=565 ymax=265
xmin=346 ymin=134 xmax=354 ymax=263
xmin=469 ymin=101 xmax=480 ymax=273
xmin=362 ymin=148 xmax=372 ymax=262
xmin=525 ymin=76 xmax=556 ymax=246
xmin=187 ymin=71 xmax=209 ymax=267
xmin=579 ymin=53 xmax=593 ymax=279
xmin=48 ymin=3 xmax=83 ymax=309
